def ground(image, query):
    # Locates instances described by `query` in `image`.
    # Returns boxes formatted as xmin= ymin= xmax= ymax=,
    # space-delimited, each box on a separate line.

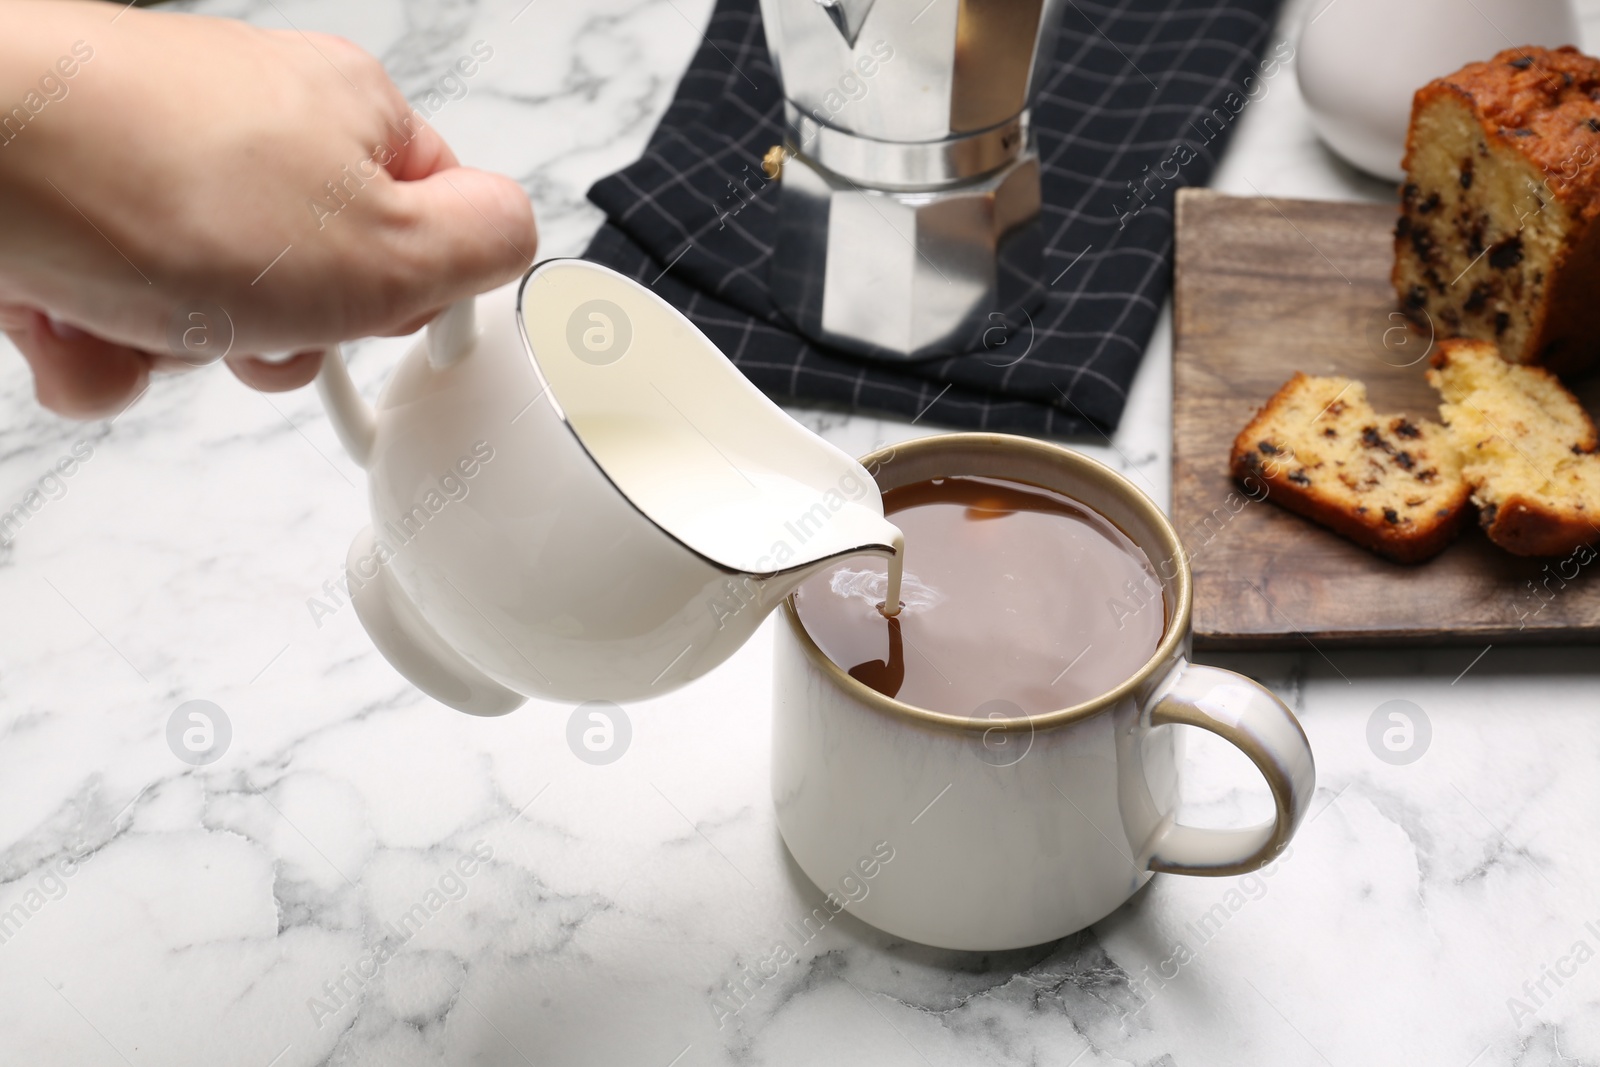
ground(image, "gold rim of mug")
xmin=780 ymin=432 xmax=1192 ymax=734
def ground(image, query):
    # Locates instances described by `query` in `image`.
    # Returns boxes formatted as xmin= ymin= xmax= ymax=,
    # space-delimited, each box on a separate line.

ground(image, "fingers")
xmin=0 ymin=303 xmax=32 ymax=334
xmin=224 ymin=349 xmax=324 ymax=392
xmin=384 ymin=117 xmax=461 ymax=182
xmin=298 ymin=30 xmax=459 ymax=184
xmin=387 ymin=166 xmax=537 ymax=313
xmin=5 ymin=311 xmax=151 ymax=420
xmin=5 ymin=302 xmax=322 ymax=418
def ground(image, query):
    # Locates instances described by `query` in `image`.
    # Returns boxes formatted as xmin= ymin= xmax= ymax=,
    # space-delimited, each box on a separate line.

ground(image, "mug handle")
xmin=1143 ymin=659 xmax=1316 ymax=876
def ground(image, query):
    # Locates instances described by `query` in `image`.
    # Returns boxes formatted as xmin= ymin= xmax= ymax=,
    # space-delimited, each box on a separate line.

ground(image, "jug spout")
xmin=751 ymin=527 xmax=903 ymax=617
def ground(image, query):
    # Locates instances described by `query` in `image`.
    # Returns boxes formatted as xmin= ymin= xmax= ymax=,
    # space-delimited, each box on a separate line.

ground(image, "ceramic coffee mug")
xmin=772 ymin=433 xmax=1316 ymax=951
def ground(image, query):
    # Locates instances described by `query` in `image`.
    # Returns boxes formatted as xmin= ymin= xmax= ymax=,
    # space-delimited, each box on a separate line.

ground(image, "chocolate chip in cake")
xmin=1588 ymin=117 xmax=1600 ymax=133
xmin=1418 ymin=469 xmax=1438 ymax=483
xmin=1460 ymin=160 xmax=1474 ymax=188
xmin=1495 ymin=311 xmax=1511 ymax=335
xmin=1489 ymin=236 xmax=1523 ymax=269
xmin=1393 ymin=419 xmax=1423 ymax=439
xmin=1464 ymin=284 xmax=1490 ymax=312
xmin=1419 ymin=192 xmax=1441 ymax=214
xmin=1481 ymin=502 xmax=1499 ymax=526
xmin=1510 ymin=56 xmax=1534 ymax=70
xmin=1395 ymin=451 xmax=1416 ymax=470
xmin=1362 ymin=426 xmax=1388 ymax=450
xmin=1323 ymin=427 xmax=1338 ymax=438
xmin=1395 ymin=214 xmax=1412 ymax=238
xmin=1410 ymin=227 xmax=1436 ymax=262
xmin=1402 ymin=183 xmax=1419 ymax=206
xmin=1512 ymin=127 xmax=1536 ymax=137
xmin=1257 ymin=440 xmax=1281 ymax=455
xmin=1384 ymin=508 xmax=1401 ymax=523
xmin=1288 ymin=470 xmax=1311 ymax=486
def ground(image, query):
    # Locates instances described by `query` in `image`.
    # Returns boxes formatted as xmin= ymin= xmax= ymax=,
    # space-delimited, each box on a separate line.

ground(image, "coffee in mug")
xmin=792 ymin=475 xmax=1164 ymax=716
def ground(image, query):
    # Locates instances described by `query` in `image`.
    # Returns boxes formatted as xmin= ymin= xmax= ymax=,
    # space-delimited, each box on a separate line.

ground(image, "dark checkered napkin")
xmin=584 ymin=0 xmax=1282 ymax=435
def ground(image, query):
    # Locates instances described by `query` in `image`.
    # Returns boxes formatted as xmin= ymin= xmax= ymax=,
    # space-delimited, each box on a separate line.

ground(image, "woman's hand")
xmin=0 ymin=0 xmax=537 ymax=418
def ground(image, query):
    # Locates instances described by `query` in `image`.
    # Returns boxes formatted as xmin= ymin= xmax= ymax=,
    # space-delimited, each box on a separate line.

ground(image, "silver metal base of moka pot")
xmin=768 ymin=120 xmax=1047 ymax=363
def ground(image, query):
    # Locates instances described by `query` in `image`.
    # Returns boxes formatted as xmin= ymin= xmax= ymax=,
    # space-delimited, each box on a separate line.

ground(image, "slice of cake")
xmin=1428 ymin=338 xmax=1600 ymax=556
xmin=1231 ymin=374 xmax=1469 ymax=563
xmin=1394 ymin=46 xmax=1600 ymax=374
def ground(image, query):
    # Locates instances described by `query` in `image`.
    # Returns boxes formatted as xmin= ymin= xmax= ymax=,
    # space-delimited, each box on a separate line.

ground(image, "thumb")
xmin=386 ymin=167 xmax=536 ymax=315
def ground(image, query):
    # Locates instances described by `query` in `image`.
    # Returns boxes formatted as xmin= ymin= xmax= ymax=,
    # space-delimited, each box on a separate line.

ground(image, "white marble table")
xmin=2 ymin=1 xmax=1599 ymax=1064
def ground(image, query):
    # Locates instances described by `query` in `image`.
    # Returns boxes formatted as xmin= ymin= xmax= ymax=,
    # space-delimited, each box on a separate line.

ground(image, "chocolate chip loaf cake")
xmin=1231 ymin=374 xmax=1469 ymax=563
xmin=1428 ymin=338 xmax=1600 ymax=555
xmin=1394 ymin=46 xmax=1600 ymax=374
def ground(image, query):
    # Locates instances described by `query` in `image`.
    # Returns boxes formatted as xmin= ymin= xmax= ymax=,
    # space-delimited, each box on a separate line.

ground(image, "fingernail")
xmin=46 ymin=315 xmax=86 ymax=341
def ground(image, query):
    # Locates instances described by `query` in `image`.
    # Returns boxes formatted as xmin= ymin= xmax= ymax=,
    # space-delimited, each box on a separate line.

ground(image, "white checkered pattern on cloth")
xmin=584 ymin=0 xmax=1281 ymax=435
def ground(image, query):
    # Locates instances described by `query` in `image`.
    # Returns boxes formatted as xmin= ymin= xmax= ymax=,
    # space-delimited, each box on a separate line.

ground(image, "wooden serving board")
xmin=1173 ymin=188 xmax=1600 ymax=650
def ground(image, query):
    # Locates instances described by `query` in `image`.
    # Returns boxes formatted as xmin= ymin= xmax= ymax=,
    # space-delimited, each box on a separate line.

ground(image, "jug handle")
xmin=314 ymin=299 xmax=477 ymax=470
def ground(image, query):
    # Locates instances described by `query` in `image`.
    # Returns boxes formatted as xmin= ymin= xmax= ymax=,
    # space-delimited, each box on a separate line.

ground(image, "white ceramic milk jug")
xmin=315 ymin=259 xmax=903 ymax=715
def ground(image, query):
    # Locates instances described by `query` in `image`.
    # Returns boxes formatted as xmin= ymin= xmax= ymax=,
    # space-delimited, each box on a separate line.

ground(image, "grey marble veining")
xmin=3 ymin=0 xmax=1600 ymax=1064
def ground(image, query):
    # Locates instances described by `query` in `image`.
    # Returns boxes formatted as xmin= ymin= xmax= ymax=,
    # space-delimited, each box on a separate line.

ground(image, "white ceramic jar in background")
xmin=771 ymin=434 xmax=1317 ymax=951
xmin=1297 ymin=0 xmax=1579 ymax=181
